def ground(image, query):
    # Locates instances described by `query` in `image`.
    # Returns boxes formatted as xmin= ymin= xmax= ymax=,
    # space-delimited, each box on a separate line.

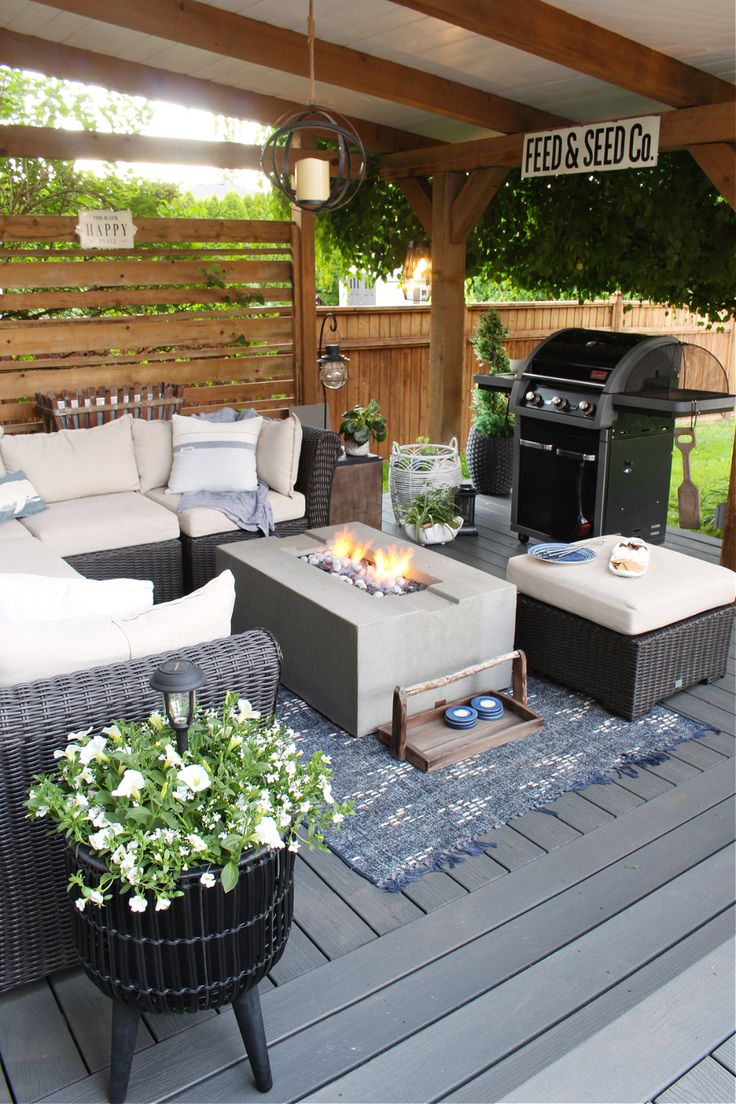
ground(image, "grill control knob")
xmin=550 ymin=395 xmax=569 ymax=411
xmin=525 ymin=390 xmax=542 ymax=406
xmin=579 ymin=400 xmax=595 ymax=416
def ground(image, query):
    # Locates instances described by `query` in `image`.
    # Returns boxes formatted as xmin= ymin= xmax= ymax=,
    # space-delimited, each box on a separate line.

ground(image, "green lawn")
xmin=667 ymin=417 xmax=734 ymax=537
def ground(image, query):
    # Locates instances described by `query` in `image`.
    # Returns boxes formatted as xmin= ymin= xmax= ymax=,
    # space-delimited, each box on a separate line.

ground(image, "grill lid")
xmin=525 ymin=328 xmax=648 ymax=385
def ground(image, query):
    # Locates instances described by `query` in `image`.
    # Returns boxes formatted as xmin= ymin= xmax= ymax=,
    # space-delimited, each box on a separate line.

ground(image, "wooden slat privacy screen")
xmin=0 ymin=216 xmax=299 ymax=433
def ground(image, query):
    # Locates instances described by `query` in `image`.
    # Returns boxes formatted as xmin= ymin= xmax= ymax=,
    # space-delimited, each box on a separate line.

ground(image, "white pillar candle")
xmin=295 ymin=157 xmax=330 ymax=202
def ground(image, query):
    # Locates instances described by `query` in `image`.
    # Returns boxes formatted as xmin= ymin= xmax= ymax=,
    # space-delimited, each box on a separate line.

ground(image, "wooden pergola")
xmin=1 ymin=0 xmax=735 ymax=561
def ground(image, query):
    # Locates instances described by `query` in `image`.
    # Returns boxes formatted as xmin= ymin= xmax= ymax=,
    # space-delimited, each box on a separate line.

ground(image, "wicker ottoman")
xmin=507 ymin=536 xmax=735 ymax=718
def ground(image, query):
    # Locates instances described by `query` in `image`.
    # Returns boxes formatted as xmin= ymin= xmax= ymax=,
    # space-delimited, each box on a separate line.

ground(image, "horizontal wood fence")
xmin=0 ymin=215 xmax=300 ymax=433
xmin=321 ymin=298 xmax=735 ymax=455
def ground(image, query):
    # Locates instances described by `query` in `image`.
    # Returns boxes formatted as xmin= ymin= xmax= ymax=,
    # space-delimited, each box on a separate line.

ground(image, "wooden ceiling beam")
xmin=394 ymin=177 xmax=433 ymax=237
xmin=0 ymin=124 xmax=264 ymax=170
xmin=688 ymin=143 xmax=736 ymax=209
xmin=390 ymin=0 xmax=734 ymax=109
xmin=34 ymin=0 xmax=567 ymax=133
xmin=449 ymin=167 xmax=509 ymax=243
xmin=0 ymin=28 xmax=431 ymax=154
xmin=381 ymin=101 xmax=736 ymax=177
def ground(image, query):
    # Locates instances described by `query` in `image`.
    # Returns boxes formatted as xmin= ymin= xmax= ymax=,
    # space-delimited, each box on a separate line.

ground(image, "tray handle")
xmin=390 ymin=650 xmax=527 ymax=760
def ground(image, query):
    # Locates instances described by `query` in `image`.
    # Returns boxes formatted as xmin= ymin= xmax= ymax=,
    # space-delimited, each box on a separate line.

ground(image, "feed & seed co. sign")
xmin=521 ymin=115 xmax=660 ymax=179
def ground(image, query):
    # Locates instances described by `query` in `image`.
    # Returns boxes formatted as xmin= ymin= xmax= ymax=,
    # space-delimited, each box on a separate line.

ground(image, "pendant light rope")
xmin=260 ymin=0 xmax=366 ymax=212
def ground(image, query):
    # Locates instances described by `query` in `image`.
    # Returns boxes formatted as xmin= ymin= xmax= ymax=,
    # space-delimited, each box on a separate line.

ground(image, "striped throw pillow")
xmin=0 ymin=470 xmax=46 ymax=525
xmin=167 ymin=413 xmax=263 ymax=494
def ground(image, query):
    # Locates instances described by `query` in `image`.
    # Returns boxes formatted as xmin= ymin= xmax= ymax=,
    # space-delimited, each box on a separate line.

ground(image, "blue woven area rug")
xmin=276 ymin=678 xmax=713 ymax=891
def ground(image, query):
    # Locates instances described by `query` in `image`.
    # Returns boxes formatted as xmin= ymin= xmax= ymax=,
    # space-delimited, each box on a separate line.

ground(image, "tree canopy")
xmin=321 ymin=154 xmax=736 ymax=319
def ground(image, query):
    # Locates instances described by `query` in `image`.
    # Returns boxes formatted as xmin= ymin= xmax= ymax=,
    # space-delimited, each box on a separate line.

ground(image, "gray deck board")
xmin=39 ymin=782 xmax=734 ymax=1103
xmin=4 ymin=506 xmax=733 ymax=1104
xmin=303 ymin=862 xmax=735 ymax=1104
xmin=655 ymin=1055 xmax=736 ymax=1103
xmin=713 ymin=1034 xmax=736 ymax=1076
xmin=446 ymin=913 xmax=735 ymax=1104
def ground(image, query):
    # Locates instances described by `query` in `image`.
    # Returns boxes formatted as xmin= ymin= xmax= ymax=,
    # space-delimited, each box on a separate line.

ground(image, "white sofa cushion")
xmin=146 ymin=486 xmax=306 ymax=538
xmin=19 ymin=491 xmax=179 ymax=557
xmin=0 ymin=538 xmax=80 ymax=576
xmin=506 ymin=534 xmax=736 ymax=636
xmin=256 ymin=413 xmax=302 ymax=497
xmin=0 ymin=416 xmax=140 ymax=503
xmin=0 ymin=571 xmax=235 ymax=688
xmin=167 ymin=413 xmax=263 ymax=494
xmin=131 ymin=418 xmax=173 ymax=493
xmin=0 ymin=518 xmax=36 ymax=543
xmin=115 ymin=569 xmax=234 ymax=657
xmin=0 ymin=573 xmax=153 ymax=623
xmin=0 ymin=618 xmax=130 ymax=687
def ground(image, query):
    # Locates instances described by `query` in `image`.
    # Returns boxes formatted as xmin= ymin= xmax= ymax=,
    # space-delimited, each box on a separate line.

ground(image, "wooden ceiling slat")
xmin=391 ymin=0 xmax=734 ymax=109
xmin=33 ymin=0 xmax=567 ymax=133
xmin=381 ymin=101 xmax=736 ymax=177
xmin=0 ymin=28 xmax=433 ymax=153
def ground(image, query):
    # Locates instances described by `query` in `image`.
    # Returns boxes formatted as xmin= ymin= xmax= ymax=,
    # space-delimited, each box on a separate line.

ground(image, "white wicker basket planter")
xmin=389 ymin=439 xmax=463 ymax=522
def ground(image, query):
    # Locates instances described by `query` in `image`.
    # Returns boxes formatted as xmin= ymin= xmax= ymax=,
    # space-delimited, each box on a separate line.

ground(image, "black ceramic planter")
xmin=67 ymin=843 xmax=295 ymax=1102
xmin=466 ymin=427 xmax=514 ymax=497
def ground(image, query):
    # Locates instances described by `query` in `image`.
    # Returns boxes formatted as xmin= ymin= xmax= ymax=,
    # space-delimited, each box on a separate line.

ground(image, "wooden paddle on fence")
xmin=674 ymin=428 xmax=701 ymax=530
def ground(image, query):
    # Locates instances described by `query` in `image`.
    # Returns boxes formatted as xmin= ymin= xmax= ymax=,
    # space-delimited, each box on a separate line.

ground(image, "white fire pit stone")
xmin=218 ymin=523 xmax=517 ymax=737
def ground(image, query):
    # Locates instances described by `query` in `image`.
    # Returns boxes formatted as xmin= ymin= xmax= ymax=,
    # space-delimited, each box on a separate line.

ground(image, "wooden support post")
xmin=611 ymin=289 xmax=624 ymax=331
xmin=428 ymin=172 xmax=467 ymax=443
xmin=290 ymin=210 xmax=318 ymax=405
xmin=720 ymin=427 xmax=736 ymax=572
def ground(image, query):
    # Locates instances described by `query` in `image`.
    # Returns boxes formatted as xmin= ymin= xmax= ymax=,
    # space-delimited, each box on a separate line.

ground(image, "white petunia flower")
xmin=54 ymin=746 xmax=78 ymax=761
xmin=112 ymin=769 xmax=146 ymax=799
xmin=237 ymin=699 xmax=261 ymax=722
xmin=74 ymin=897 xmax=87 ymax=911
xmin=253 ymin=816 xmax=284 ymax=849
xmin=288 ymin=840 xmax=300 ymax=853
xmin=67 ymin=727 xmax=93 ymax=743
xmin=200 ymin=871 xmax=216 ymax=888
xmin=176 ymin=764 xmax=210 ymax=793
xmin=88 ymin=829 xmax=111 ymax=851
xmin=89 ymin=890 xmax=104 ymax=906
xmin=155 ymin=897 xmax=172 ymax=911
xmin=74 ymin=794 xmax=89 ymax=808
xmin=148 ymin=712 xmax=165 ymax=730
xmin=163 ymin=743 xmax=183 ymax=767
xmin=129 ymin=895 xmax=148 ymax=913
xmin=79 ymin=735 xmax=107 ymax=765
xmin=186 ymin=833 xmax=207 ymax=853
xmin=321 ymin=781 xmax=334 ymax=804
xmin=333 ymin=812 xmax=345 ymax=825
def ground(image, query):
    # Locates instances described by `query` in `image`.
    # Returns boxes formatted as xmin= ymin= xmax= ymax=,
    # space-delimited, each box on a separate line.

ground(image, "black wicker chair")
xmin=0 ymin=629 xmax=282 ymax=993
xmin=181 ymin=424 xmax=341 ymax=591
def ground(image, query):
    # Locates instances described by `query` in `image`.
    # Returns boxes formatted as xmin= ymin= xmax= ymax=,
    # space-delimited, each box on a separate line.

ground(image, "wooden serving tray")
xmin=376 ymin=651 xmax=543 ymax=772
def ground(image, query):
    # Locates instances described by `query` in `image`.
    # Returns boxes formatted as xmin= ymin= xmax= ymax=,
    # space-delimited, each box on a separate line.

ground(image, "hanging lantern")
xmin=260 ymin=2 xmax=366 ymax=212
xmin=402 ymin=240 xmax=432 ymax=302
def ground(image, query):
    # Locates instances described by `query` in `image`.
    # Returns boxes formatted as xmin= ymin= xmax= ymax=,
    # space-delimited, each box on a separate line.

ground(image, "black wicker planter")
xmin=68 ymin=843 xmax=295 ymax=1102
xmin=466 ymin=427 xmax=514 ymax=497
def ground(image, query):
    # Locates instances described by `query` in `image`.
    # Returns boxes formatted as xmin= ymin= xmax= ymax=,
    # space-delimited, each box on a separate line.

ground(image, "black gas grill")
xmin=475 ymin=328 xmax=733 ymax=544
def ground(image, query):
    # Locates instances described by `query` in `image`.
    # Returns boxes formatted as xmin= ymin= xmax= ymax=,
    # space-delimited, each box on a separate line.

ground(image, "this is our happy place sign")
xmin=521 ymin=115 xmax=660 ymax=179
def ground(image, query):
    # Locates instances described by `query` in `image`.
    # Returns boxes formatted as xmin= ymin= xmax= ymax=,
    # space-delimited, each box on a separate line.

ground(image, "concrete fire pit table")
xmin=218 ymin=523 xmax=517 ymax=737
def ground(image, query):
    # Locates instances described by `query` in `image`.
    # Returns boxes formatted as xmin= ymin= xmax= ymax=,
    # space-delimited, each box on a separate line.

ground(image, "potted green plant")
xmin=399 ymin=486 xmax=463 ymax=545
xmin=339 ymin=398 xmax=388 ymax=456
xmin=27 ymin=692 xmax=351 ymax=1101
xmin=468 ymin=308 xmax=515 ymax=496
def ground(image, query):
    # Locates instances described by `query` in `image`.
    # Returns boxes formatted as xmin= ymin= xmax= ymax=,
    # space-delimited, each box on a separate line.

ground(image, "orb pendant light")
xmin=260 ymin=0 xmax=366 ymax=212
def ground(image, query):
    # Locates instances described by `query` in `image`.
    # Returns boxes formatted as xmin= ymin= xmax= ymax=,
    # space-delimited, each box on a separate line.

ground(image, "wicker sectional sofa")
xmin=0 ymin=414 xmax=340 ymax=598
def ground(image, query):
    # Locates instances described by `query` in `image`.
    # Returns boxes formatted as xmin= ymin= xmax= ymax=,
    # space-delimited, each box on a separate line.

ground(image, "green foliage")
xmin=0 ymin=67 xmax=177 ymax=217
xmin=470 ymin=386 xmax=514 ymax=438
xmin=471 ymin=307 xmax=510 ymax=371
xmin=338 ymin=398 xmax=388 ymax=445
xmin=399 ymin=486 xmax=461 ymax=528
xmin=320 ymin=154 xmax=736 ymax=319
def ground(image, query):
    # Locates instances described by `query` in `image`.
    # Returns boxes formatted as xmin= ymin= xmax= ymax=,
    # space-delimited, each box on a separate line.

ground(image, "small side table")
xmin=329 ymin=453 xmax=383 ymax=529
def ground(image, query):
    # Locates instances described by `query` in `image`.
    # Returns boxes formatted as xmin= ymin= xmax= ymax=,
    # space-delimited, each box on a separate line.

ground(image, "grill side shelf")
xmin=612 ymin=392 xmax=735 ymax=415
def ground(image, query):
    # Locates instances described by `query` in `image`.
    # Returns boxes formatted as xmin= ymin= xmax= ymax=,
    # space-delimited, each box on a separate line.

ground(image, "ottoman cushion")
xmin=507 ymin=535 xmax=735 ymax=636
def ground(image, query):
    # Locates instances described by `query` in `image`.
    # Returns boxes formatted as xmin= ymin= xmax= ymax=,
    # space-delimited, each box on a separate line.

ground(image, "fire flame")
xmin=328 ymin=529 xmax=414 ymax=585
